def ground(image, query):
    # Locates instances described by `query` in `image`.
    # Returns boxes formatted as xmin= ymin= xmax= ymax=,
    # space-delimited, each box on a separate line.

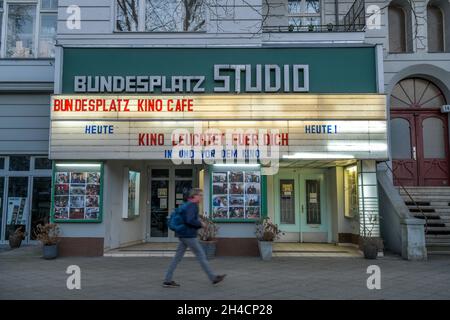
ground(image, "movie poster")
xmin=54 ymin=169 xmax=101 ymax=222
xmin=211 ymin=170 xmax=261 ymax=220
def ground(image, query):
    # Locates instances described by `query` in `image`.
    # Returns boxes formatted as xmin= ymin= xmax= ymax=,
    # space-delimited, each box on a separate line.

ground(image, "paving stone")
xmin=1 ymin=249 xmax=450 ymax=299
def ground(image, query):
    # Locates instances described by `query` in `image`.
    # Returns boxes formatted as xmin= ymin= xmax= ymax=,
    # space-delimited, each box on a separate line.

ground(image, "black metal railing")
xmin=263 ymin=23 xmax=366 ymax=33
xmin=382 ymin=161 xmax=428 ymax=233
xmin=342 ymin=0 xmax=366 ymax=31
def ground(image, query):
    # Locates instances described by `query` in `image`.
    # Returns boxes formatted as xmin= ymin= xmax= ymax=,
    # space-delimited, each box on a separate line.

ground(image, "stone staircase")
xmin=399 ymin=187 xmax=450 ymax=255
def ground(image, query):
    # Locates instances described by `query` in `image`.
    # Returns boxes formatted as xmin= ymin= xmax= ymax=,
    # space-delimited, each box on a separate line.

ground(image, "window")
xmin=427 ymin=4 xmax=445 ymax=52
xmin=344 ymin=165 xmax=358 ymax=218
xmin=1 ymin=1 xmax=57 ymax=58
xmin=6 ymin=3 xmax=36 ymax=58
xmin=306 ymin=179 xmax=321 ymax=224
xmin=39 ymin=0 xmax=57 ymax=57
xmin=34 ymin=157 xmax=52 ymax=170
xmin=116 ymin=0 xmax=206 ymax=32
xmin=0 ymin=157 xmax=4 ymax=170
xmin=280 ymin=180 xmax=295 ymax=224
xmin=9 ymin=156 xmax=30 ymax=171
xmin=388 ymin=1 xmax=413 ymax=53
xmin=288 ymin=0 xmax=321 ymax=30
xmin=0 ymin=1 xmax=3 ymax=52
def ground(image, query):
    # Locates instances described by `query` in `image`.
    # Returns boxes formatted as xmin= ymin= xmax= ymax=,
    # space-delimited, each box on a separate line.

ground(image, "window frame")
xmin=388 ymin=3 xmax=414 ymax=54
xmin=114 ymin=0 xmax=207 ymax=33
xmin=0 ymin=0 xmax=57 ymax=59
xmin=288 ymin=0 xmax=322 ymax=29
xmin=427 ymin=4 xmax=446 ymax=53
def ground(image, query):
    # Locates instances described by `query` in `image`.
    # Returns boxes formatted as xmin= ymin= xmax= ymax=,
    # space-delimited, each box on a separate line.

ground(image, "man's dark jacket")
xmin=176 ymin=201 xmax=202 ymax=238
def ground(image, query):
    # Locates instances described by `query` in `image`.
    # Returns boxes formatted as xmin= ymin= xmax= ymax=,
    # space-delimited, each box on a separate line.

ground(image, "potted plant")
xmin=255 ymin=217 xmax=283 ymax=261
xmin=360 ymin=213 xmax=383 ymax=259
xmin=34 ymin=223 xmax=60 ymax=260
xmin=288 ymin=24 xmax=295 ymax=32
xmin=198 ymin=215 xmax=219 ymax=259
xmin=308 ymin=24 xmax=315 ymax=32
xmin=327 ymin=23 xmax=334 ymax=32
xmin=8 ymin=226 xmax=26 ymax=249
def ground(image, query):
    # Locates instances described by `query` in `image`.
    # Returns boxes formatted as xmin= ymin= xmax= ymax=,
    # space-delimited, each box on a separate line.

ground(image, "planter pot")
xmin=363 ymin=243 xmax=378 ymax=259
xmin=43 ymin=244 xmax=58 ymax=260
xmin=200 ymin=240 xmax=217 ymax=259
xmin=8 ymin=235 xmax=23 ymax=249
xmin=258 ymin=240 xmax=273 ymax=261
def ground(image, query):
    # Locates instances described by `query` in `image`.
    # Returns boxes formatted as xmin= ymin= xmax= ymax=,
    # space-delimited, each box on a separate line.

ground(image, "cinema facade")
xmin=47 ymin=46 xmax=387 ymax=256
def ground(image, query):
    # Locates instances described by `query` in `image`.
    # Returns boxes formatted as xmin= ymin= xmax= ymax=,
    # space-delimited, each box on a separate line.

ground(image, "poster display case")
xmin=51 ymin=163 xmax=103 ymax=223
xmin=122 ymin=168 xmax=141 ymax=219
xmin=211 ymin=168 xmax=263 ymax=221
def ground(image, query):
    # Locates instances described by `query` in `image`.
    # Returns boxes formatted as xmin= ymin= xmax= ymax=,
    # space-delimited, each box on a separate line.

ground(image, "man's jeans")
xmin=165 ymin=237 xmax=216 ymax=282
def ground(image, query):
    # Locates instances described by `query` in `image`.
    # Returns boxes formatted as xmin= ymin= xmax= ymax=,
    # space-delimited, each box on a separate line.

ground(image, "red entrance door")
xmin=391 ymin=112 xmax=450 ymax=186
xmin=390 ymin=78 xmax=450 ymax=186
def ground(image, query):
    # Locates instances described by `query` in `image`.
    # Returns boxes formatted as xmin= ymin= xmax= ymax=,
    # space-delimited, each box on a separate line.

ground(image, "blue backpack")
xmin=168 ymin=205 xmax=186 ymax=233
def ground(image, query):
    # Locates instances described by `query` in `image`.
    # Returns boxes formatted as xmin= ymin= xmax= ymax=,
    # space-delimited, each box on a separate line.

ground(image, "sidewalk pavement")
xmin=1 ymin=245 xmax=450 ymax=300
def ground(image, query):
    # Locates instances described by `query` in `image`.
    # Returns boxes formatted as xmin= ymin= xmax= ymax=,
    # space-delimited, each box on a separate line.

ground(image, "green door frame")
xmin=274 ymin=168 xmax=330 ymax=242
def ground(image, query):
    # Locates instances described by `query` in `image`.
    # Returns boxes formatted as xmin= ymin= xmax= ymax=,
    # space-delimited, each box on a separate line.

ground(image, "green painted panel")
xmin=62 ymin=47 xmax=377 ymax=93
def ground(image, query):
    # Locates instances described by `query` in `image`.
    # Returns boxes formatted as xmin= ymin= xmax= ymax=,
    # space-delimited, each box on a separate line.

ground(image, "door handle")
xmin=301 ymin=205 xmax=304 ymax=213
xmin=412 ymin=146 xmax=417 ymax=160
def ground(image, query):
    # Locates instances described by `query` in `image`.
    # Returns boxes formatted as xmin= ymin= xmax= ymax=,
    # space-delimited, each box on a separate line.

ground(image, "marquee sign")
xmin=49 ymin=94 xmax=388 ymax=161
xmin=73 ymin=64 xmax=309 ymax=93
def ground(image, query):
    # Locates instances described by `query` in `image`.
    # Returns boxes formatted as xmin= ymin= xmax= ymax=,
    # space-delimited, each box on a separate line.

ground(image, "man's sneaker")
xmin=162 ymin=281 xmax=180 ymax=288
xmin=212 ymin=274 xmax=226 ymax=285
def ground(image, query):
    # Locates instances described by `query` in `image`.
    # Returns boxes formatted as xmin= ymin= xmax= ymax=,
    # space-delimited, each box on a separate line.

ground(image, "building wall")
xmin=363 ymin=0 xmax=450 ymax=97
xmin=103 ymin=160 xmax=147 ymax=250
xmin=57 ymin=0 xmax=264 ymax=47
xmin=0 ymin=94 xmax=51 ymax=155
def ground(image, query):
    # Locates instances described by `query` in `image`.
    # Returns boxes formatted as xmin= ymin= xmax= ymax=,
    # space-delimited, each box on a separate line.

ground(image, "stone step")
xmin=426 ymin=237 xmax=450 ymax=244
xmin=426 ymin=230 xmax=450 ymax=235
xmin=401 ymin=195 xmax=450 ymax=200
xmin=400 ymin=190 xmax=450 ymax=195
xmin=426 ymin=234 xmax=450 ymax=239
xmin=413 ymin=215 xmax=441 ymax=220
xmin=427 ymin=244 xmax=450 ymax=253
xmin=400 ymin=187 xmax=450 ymax=192
xmin=405 ymin=202 xmax=450 ymax=206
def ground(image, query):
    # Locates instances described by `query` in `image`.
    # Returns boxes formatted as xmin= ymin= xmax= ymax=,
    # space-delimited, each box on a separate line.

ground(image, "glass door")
xmin=29 ymin=177 xmax=52 ymax=241
xmin=299 ymin=173 xmax=327 ymax=237
xmin=277 ymin=171 xmax=301 ymax=234
xmin=174 ymin=169 xmax=193 ymax=208
xmin=149 ymin=169 xmax=171 ymax=240
xmin=276 ymin=170 xmax=328 ymax=242
xmin=148 ymin=167 xmax=194 ymax=242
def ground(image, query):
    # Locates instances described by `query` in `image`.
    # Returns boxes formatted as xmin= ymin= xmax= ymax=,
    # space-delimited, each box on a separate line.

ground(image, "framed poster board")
xmin=51 ymin=163 xmax=103 ymax=223
xmin=211 ymin=168 xmax=262 ymax=222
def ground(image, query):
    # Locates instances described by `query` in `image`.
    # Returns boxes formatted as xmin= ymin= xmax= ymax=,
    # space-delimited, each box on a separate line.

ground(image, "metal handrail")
xmin=262 ymin=24 xmax=365 ymax=33
xmin=342 ymin=0 xmax=366 ymax=32
xmin=381 ymin=161 xmax=428 ymax=233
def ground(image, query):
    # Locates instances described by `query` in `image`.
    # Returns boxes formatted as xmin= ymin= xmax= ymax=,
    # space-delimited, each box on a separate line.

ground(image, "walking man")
xmin=163 ymin=188 xmax=226 ymax=287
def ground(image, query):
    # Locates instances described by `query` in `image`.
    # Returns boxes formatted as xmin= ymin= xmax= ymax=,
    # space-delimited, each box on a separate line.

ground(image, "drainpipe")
xmin=335 ymin=0 xmax=339 ymax=26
